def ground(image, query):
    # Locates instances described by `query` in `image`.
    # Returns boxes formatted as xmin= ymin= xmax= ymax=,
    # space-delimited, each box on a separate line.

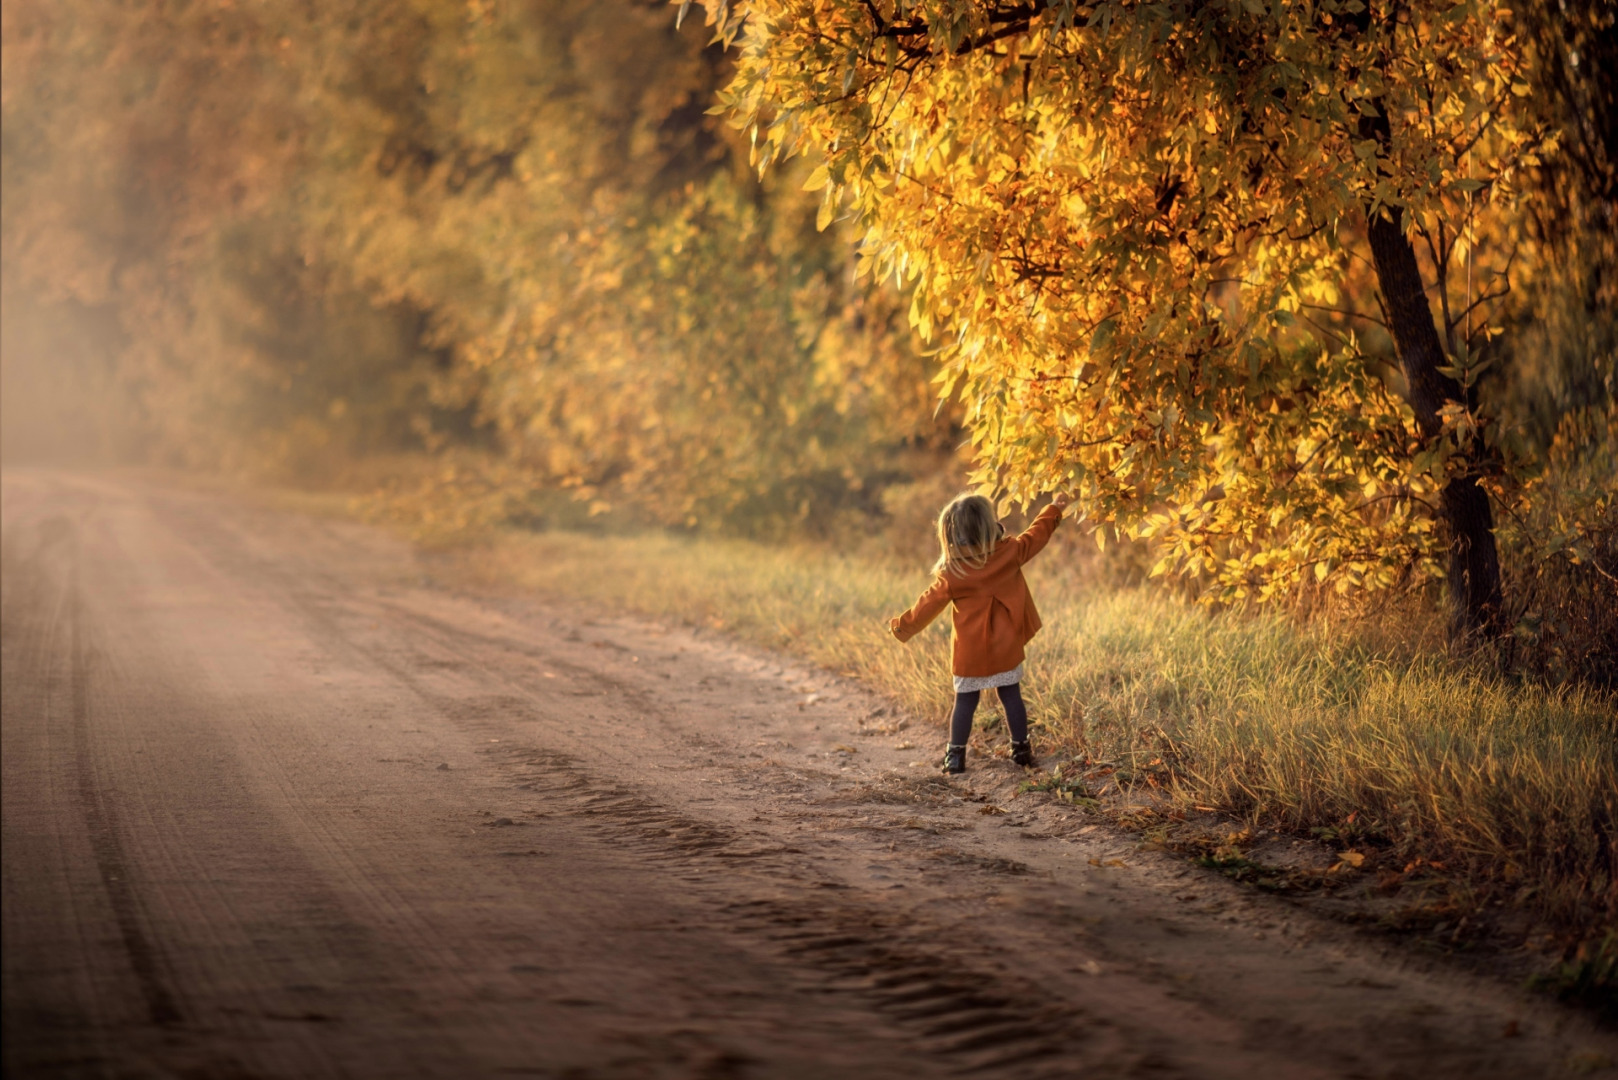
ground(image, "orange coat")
xmin=889 ymin=504 xmax=1064 ymax=677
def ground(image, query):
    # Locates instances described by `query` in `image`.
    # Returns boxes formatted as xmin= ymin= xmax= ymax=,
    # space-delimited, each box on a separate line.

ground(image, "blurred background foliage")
xmin=0 ymin=0 xmax=1612 ymax=680
xmin=1 ymin=0 xmax=953 ymax=535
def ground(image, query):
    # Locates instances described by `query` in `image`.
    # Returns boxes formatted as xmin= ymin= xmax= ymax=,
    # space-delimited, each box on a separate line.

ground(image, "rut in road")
xmin=3 ymin=470 xmax=1614 ymax=1080
xmin=496 ymin=741 xmax=1097 ymax=1076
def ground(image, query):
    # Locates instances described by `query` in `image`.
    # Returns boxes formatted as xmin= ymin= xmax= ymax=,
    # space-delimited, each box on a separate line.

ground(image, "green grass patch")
xmin=1527 ymin=931 xmax=1617 ymax=1022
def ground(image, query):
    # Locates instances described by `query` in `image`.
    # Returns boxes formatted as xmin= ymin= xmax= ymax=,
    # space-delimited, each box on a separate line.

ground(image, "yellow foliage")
xmin=695 ymin=0 xmax=1549 ymax=599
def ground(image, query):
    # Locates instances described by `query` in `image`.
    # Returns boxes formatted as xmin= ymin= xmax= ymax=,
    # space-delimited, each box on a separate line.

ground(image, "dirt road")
xmin=2 ymin=470 xmax=1612 ymax=1079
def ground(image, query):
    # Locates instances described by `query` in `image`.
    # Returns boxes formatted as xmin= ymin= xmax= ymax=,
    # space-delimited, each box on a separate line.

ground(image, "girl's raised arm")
xmin=1012 ymin=496 xmax=1069 ymax=565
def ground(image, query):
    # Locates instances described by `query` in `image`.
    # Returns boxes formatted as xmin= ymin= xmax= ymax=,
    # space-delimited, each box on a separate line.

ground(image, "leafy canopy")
xmin=697 ymin=0 xmax=1544 ymax=601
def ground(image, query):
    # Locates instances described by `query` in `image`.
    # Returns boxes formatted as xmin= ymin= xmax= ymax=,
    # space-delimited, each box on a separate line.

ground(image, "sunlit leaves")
xmin=694 ymin=0 xmax=1543 ymax=601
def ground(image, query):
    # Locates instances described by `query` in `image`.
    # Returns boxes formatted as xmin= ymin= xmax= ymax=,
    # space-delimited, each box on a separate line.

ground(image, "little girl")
xmin=890 ymin=492 xmax=1069 ymax=774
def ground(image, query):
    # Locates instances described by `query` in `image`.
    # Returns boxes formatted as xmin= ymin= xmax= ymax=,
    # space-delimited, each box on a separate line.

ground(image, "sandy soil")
xmin=3 ymin=469 xmax=1613 ymax=1080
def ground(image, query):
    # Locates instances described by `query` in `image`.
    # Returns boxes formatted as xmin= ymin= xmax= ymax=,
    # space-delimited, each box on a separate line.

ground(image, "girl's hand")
xmin=1051 ymin=492 xmax=1073 ymax=511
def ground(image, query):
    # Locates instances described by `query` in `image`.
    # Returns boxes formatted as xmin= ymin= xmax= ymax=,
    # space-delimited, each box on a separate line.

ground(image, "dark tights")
xmin=949 ymin=682 xmax=1028 ymax=746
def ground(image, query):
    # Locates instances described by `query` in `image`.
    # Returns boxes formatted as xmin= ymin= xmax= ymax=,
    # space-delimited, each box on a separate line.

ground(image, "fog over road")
xmin=2 ymin=470 xmax=1611 ymax=1079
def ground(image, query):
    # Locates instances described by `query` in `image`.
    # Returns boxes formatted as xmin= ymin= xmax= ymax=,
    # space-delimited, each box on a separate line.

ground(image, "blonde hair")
xmin=933 ymin=493 xmax=1002 ymax=578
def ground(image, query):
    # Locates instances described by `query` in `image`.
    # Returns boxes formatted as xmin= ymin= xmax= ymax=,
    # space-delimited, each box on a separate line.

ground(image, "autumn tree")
xmin=696 ymin=0 xmax=1550 ymax=636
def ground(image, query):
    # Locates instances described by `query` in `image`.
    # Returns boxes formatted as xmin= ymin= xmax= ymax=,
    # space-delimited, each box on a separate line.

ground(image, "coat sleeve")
xmin=1011 ymin=503 xmax=1064 ymax=565
xmin=890 ymin=575 xmax=951 ymax=642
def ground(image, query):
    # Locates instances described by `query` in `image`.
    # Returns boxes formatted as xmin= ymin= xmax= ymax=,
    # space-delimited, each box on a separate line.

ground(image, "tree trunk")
xmin=1364 ymin=205 xmax=1504 ymax=641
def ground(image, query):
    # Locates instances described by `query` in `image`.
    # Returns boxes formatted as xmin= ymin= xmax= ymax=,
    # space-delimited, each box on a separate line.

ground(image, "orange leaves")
xmin=693 ymin=0 xmax=1544 ymax=601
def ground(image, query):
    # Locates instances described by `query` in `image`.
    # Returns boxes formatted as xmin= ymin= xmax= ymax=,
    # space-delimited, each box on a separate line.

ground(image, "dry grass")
xmin=457 ymin=526 xmax=1616 ymax=939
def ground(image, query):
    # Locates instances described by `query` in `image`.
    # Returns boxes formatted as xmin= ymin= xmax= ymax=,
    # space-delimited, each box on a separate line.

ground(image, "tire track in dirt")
xmin=65 ymin=527 xmax=186 ymax=1029
xmin=93 ymin=491 xmax=585 ymax=1074
xmin=486 ymin=742 xmax=1107 ymax=1077
xmin=5 ymin=489 xmax=465 ymax=1078
xmin=2 ymin=508 xmax=190 ymax=1034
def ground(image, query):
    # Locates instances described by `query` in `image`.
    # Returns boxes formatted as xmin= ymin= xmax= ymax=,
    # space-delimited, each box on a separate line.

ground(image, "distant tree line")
xmin=1 ymin=0 xmax=950 ymax=532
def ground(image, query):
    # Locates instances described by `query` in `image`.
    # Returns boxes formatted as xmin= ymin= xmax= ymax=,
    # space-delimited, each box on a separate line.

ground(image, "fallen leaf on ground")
xmin=1331 ymin=850 xmax=1366 ymax=872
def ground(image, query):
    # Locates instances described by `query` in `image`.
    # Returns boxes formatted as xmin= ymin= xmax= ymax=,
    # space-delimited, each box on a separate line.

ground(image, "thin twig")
xmin=1300 ymin=302 xmax=1389 ymax=330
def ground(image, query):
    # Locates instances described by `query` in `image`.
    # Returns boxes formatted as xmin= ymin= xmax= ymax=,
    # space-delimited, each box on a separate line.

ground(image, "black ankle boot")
xmin=1011 ymin=740 xmax=1035 ymax=767
xmin=942 ymin=744 xmax=966 ymax=775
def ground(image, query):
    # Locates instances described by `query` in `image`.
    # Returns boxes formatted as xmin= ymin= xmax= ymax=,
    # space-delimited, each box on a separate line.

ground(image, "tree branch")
xmin=869 ymin=1 xmax=1068 ymax=59
xmin=1300 ymin=302 xmax=1389 ymax=330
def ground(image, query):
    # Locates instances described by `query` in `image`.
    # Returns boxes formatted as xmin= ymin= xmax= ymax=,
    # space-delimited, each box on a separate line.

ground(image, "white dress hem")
xmin=952 ymin=664 xmax=1023 ymax=693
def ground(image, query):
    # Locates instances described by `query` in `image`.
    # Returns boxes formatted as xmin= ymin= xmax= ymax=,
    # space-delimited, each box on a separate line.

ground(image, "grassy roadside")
xmin=441 ymin=524 xmax=1615 ymax=991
